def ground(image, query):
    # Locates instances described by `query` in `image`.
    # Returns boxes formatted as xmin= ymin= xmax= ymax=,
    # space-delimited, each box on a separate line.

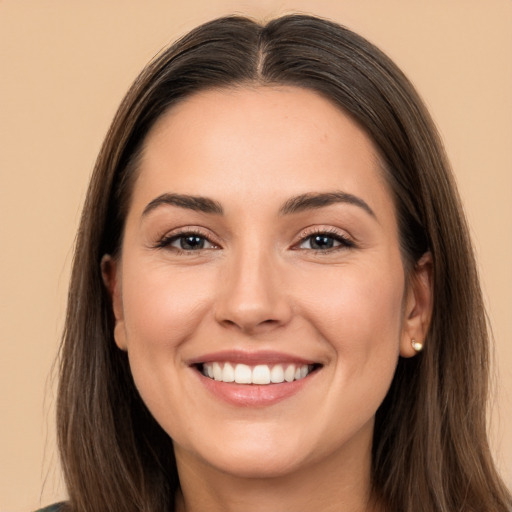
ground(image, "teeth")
xmin=284 ymin=364 xmax=295 ymax=383
xmin=213 ymin=362 xmax=222 ymax=381
xmin=270 ymin=365 xmax=284 ymax=383
xmin=202 ymin=362 xmax=313 ymax=385
xmin=222 ymin=362 xmax=235 ymax=382
xmin=234 ymin=363 xmax=252 ymax=384
xmin=252 ymin=365 xmax=270 ymax=384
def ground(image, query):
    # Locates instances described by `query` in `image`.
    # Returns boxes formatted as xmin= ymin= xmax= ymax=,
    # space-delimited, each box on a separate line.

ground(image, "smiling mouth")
xmin=198 ymin=362 xmax=320 ymax=385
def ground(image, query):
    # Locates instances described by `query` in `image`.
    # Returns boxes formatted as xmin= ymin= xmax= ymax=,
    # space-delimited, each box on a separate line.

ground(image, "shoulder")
xmin=33 ymin=503 xmax=67 ymax=512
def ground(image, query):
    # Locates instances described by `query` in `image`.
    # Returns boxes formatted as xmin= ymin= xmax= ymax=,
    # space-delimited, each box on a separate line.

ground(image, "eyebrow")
xmin=142 ymin=193 xmax=224 ymax=216
xmin=142 ymin=190 xmax=375 ymax=218
xmin=279 ymin=191 xmax=376 ymax=218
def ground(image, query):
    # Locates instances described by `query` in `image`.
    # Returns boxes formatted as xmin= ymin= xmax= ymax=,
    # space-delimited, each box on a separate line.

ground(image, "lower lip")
xmin=195 ymin=370 xmax=316 ymax=407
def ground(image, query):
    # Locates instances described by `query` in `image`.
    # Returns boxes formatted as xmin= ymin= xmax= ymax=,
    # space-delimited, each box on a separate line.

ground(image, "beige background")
xmin=1 ymin=1 xmax=511 ymax=510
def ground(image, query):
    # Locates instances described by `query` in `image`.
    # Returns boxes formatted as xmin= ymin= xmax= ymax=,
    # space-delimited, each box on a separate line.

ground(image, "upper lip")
xmin=187 ymin=350 xmax=319 ymax=366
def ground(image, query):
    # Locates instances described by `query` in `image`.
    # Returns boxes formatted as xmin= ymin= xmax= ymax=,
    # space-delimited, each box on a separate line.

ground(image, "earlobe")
xmin=400 ymin=252 xmax=434 ymax=358
xmin=101 ymin=254 xmax=128 ymax=351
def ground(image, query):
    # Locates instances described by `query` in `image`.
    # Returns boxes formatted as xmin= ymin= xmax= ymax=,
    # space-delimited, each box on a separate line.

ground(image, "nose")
xmin=214 ymin=246 xmax=292 ymax=334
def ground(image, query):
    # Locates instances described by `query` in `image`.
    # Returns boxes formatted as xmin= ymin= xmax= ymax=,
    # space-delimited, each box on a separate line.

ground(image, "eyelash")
xmin=154 ymin=227 xmax=355 ymax=254
xmin=295 ymin=228 xmax=355 ymax=253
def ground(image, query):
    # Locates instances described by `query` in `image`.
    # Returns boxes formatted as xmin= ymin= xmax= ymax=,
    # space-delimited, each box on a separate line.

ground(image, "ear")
xmin=101 ymin=254 xmax=127 ymax=351
xmin=400 ymin=252 xmax=434 ymax=358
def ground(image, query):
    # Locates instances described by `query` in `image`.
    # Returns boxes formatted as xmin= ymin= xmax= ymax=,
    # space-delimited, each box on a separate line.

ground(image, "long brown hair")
xmin=57 ymin=14 xmax=511 ymax=511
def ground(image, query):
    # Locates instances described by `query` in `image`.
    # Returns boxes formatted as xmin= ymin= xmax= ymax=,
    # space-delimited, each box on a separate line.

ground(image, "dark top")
xmin=34 ymin=503 xmax=65 ymax=512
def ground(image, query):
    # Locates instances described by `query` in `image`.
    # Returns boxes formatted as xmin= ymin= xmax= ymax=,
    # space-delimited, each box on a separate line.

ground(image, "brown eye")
xmin=176 ymin=235 xmax=207 ymax=250
xmin=157 ymin=231 xmax=217 ymax=251
xmin=298 ymin=232 xmax=353 ymax=251
xmin=309 ymin=235 xmax=337 ymax=250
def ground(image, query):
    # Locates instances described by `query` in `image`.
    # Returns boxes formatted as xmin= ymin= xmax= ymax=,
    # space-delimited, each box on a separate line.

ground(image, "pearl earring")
xmin=411 ymin=339 xmax=423 ymax=352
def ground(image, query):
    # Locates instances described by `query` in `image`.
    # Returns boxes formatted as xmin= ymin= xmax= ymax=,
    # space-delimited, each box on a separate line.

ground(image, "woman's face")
xmin=105 ymin=86 xmax=431 ymax=480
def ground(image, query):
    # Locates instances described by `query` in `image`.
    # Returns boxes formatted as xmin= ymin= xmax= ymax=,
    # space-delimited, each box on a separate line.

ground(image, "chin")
xmin=206 ymin=450 xmax=306 ymax=479
xmin=175 ymin=426 xmax=312 ymax=479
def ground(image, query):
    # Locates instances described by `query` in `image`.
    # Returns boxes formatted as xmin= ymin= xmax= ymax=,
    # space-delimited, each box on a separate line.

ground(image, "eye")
xmin=297 ymin=231 xmax=354 ymax=251
xmin=156 ymin=231 xmax=217 ymax=252
xmin=173 ymin=234 xmax=213 ymax=250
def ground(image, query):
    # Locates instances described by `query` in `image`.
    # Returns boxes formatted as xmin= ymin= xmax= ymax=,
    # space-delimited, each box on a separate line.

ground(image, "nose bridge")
xmin=215 ymin=237 xmax=290 ymax=332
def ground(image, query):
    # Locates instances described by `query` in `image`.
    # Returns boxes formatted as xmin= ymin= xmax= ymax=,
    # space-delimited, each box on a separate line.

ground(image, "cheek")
xmin=297 ymin=260 xmax=405 ymax=351
xmin=118 ymin=260 xmax=218 ymax=436
xmin=294 ymin=256 xmax=406 ymax=425
xmin=122 ymin=261 xmax=214 ymax=351
xmin=314 ymin=262 xmax=405 ymax=414
xmin=118 ymin=259 xmax=216 ymax=414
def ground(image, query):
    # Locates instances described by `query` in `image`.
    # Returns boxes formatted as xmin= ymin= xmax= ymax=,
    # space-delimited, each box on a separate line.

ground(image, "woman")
xmin=42 ymin=14 xmax=511 ymax=512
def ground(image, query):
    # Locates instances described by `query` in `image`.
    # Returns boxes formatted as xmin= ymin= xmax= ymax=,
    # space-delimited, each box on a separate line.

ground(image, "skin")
xmin=103 ymin=86 xmax=433 ymax=512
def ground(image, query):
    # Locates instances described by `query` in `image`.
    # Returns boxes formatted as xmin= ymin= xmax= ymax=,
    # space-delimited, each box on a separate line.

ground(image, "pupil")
xmin=311 ymin=235 xmax=334 ymax=249
xmin=181 ymin=236 xmax=204 ymax=250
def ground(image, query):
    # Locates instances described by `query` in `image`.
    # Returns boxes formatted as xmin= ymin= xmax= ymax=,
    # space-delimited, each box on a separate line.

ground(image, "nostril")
xmin=219 ymin=315 xmax=281 ymax=333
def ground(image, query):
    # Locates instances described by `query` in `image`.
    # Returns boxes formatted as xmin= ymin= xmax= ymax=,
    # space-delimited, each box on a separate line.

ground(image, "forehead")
xmin=132 ymin=86 xmax=393 ymax=220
